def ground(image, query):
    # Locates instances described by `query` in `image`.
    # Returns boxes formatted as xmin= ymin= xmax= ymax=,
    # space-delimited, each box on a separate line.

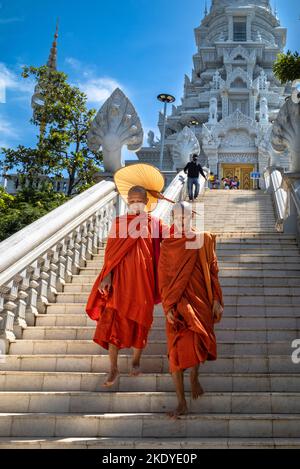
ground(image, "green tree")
xmin=1 ymin=65 xmax=103 ymax=197
xmin=273 ymin=50 xmax=300 ymax=84
xmin=0 ymin=185 xmax=69 ymax=242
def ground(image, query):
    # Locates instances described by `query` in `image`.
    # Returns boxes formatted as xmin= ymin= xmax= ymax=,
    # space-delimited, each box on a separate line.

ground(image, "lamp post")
xmin=157 ymin=93 xmax=176 ymax=170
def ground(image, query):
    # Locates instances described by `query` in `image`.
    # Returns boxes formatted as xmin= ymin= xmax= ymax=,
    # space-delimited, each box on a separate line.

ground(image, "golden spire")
xmin=47 ymin=18 xmax=59 ymax=70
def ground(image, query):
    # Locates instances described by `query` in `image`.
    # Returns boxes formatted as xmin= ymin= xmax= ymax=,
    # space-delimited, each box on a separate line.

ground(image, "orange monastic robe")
xmin=86 ymin=213 xmax=166 ymax=351
xmin=158 ymin=228 xmax=224 ymax=373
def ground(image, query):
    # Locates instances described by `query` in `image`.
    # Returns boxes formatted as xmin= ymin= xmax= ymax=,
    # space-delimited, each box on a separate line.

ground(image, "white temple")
xmin=135 ymin=0 xmax=291 ymax=189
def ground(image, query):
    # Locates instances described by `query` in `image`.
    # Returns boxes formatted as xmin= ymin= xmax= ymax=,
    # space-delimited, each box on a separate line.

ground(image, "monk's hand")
xmin=213 ymin=300 xmax=224 ymax=324
xmin=166 ymin=309 xmax=176 ymax=325
xmin=99 ymin=273 xmax=112 ymax=294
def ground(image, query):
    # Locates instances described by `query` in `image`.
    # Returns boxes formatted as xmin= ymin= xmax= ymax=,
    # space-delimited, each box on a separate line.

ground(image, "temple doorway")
xmin=221 ymin=164 xmax=256 ymax=190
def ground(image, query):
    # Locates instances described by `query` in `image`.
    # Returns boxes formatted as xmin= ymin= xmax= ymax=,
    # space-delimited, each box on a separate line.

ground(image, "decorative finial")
xmin=47 ymin=18 xmax=59 ymax=70
xmin=204 ymin=1 xmax=208 ymax=16
xmin=274 ymin=1 xmax=278 ymax=18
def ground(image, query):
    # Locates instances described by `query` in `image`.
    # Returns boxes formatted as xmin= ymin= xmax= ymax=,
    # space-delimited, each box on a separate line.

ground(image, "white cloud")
xmin=65 ymin=57 xmax=81 ymax=71
xmin=0 ymin=17 xmax=24 ymax=24
xmin=0 ymin=62 xmax=33 ymax=103
xmin=0 ymin=113 xmax=19 ymax=138
xmin=65 ymin=56 xmax=124 ymax=105
xmin=79 ymin=77 xmax=122 ymax=104
xmin=0 ymin=114 xmax=19 ymax=149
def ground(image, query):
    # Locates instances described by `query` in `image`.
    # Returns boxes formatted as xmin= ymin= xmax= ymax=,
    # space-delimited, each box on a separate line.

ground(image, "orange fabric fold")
xmin=158 ymin=227 xmax=224 ymax=372
xmin=85 ymin=213 xmax=165 ymax=350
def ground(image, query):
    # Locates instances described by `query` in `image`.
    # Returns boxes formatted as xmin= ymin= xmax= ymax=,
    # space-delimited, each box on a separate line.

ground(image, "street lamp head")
xmin=157 ymin=94 xmax=176 ymax=104
xmin=189 ymin=119 xmax=199 ymax=127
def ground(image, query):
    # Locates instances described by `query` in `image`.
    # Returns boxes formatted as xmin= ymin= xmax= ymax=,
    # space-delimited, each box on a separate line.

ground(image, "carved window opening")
xmin=231 ymin=77 xmax=247 ymax=89
xmin=233 ymin=17 xmax=247 ymax=42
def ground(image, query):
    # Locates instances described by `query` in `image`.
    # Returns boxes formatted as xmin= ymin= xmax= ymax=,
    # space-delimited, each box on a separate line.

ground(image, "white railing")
xmin=264 ymin=166 xmax=300 ymax=240
xmin=0 ymin=180 xmax=118 ymax=352
xmin=264 ymin=167 xmax=288 ymax=232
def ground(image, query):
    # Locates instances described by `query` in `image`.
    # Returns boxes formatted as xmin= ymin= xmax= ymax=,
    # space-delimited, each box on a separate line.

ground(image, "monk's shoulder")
xmin=194 ymin=230 xmax=214 ymax=240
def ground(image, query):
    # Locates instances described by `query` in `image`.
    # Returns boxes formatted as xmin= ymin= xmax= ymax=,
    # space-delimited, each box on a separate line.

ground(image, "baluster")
xmin=96 ymin=208 xmax=105 ymax=251
xmin=47 ymin=250 xmax=59 ymax=303
xmin=14 ymin=270 xmax=30 ymax=338
xmin=25 ymin=262 xmax=40 ymax=326
xmin=37 ymin=255 xmax=50 ymax=314
xmin=0 ymin=283 xmax=17 ymax=351
xmin=86 ymin=216 xmax=96 ymax=260
xmin=79 ymin=222 xmax=88 ymax=268
xmin=56 ymin=241 xmax=67 ymax=292
xmin=65 ymin=235 xmax=75 ymax=283
xmin=73 ymin=229 xmax=81 ymax=275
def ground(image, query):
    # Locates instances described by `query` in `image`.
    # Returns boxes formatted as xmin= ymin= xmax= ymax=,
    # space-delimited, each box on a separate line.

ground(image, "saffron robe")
xmin=86 ymin=213 xmax=167 ymax=350
xmin=158 ymin=228 xmax=224 ymax=373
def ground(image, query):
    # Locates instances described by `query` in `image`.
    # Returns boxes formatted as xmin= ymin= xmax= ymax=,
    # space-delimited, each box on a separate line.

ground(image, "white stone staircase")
xmin=1 ymin=189 xmax=300 ymax=448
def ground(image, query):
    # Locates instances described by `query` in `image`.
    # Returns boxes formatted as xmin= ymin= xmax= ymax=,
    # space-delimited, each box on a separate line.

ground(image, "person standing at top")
xmin=184 ymin=155 xmax=207 ymax=201
xmin=208 ymin=172 xmax=215 ymax=190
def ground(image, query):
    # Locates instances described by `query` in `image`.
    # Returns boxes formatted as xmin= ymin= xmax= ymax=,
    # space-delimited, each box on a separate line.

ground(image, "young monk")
xmin=86 ymin=186 xmax=168 ymax=387
xmin=158 ymin=201 xmax=224 ymax=418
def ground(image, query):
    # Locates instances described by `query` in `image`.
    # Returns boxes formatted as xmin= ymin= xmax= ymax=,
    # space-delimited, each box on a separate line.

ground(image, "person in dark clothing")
xmin=184 ymin=155 xmax=207 ymax=201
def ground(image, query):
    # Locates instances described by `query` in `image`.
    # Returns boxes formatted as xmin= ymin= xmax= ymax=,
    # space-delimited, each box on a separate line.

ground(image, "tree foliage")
xmin=273 ymin=50 xmax=300 ymax=84
xmin=1 ymin=65 xmax=103 ymax=197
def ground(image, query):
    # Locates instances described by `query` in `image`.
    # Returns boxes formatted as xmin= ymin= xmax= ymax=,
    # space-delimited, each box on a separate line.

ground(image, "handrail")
xmin=0 ymin=180 xmax=118 ymax=351
xmin=0 ymin=181 xmax=117 ymax=284
xmin=264 ymin=166 xmax=300 ymax=238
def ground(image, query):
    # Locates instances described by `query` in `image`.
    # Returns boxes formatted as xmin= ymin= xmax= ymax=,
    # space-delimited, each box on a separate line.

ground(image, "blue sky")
xmin=0 ymin=0 xmax=299 ymax=163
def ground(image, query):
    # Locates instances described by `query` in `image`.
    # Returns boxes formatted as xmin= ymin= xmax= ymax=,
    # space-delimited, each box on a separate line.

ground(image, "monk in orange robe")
xmin=158 ymin=201 xmax=224 ymax=417
xmin=86 ymin=186 xmax=167 ymax=387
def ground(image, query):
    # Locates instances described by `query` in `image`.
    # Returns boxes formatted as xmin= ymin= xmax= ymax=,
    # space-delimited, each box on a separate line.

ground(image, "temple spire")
xmin=274 ymin=1 xmax=278 ymax=19
xmin=47 ymin=19 xmax=59 ymax=70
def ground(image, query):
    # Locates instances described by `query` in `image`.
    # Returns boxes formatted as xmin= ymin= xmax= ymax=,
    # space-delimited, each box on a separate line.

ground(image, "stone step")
xmin=0 ymin=437 xmax=299 ymax=449
xmin=70 ymin=275 xmax=300 ymax=286
xmin=35 ymin=313 xmax=300 ymax=329
xmin=1 ymin=354 xmax=297 ymax=373
xmin=55 ymin=291 xmax=300 ymax=305
xmin=22 ymin=326 xmax=300 ymax=341
xmin=1 ymin=371 xmax=299 ymax=393
xmin=96 ymin=238 xmax=298 ymax=246
xmin=0 ymin=412 xmax=299 ymax=438
xmin=0 ymin=391 xmax=299 ymax=414
xmin=45 ymin=303 xmax=300 ymax=316
xmin=85 ymin=258 xmax=300 ymax=269
xmin=8 ymin=339 xmax=296 ymax=356
xmin=64 ymin=282 xmax=300 ymax=295
xmin=221 ymin=269 xmax=300 ymax=277
xmin=216 ymin=239 xmax=298 ymax=244
xmin=89 ymin=252 xmax=300 ymax=261
xmin=79 ymin=267 xmax=300 ymax=277
xmin=90 ymin=250 xmax=300 ymax=264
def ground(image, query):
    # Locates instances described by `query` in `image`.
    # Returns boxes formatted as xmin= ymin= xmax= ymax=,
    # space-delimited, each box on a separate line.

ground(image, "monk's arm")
xmin=210 ymin=248 xmax=224 ymax=308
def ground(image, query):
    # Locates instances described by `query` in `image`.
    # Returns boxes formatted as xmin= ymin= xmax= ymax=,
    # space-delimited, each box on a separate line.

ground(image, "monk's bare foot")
xmin=130 ymin=362 xmax=141 ymax=377
xmin=102 ymin=368 xmax=119 ymax=387
xmin=190 ymin=373 xmax=204 ymax=400
xmin=167 ymin=401 xmax=188 ymax=420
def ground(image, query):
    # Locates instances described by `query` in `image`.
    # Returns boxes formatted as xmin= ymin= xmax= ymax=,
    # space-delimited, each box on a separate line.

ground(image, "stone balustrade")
xmin=0 ymin=180 xmax=118 ymax=353
xmin=264 ymin=166 xmax=300 ymax=243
